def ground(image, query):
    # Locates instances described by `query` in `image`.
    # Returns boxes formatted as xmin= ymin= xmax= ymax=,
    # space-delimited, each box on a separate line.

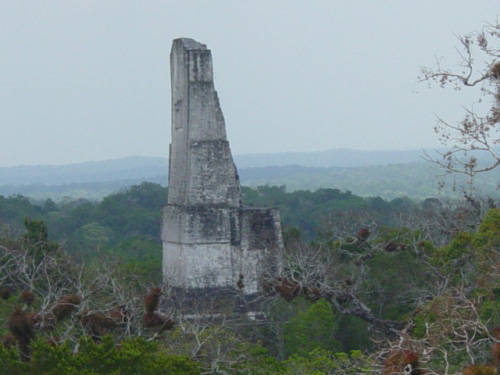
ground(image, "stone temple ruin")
xmin=161 ymin=38 xmax=283 ymax=297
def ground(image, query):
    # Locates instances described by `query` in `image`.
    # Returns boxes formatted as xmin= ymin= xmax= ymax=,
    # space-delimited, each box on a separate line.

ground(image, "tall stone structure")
xmin=162 ymin=38 xmax=283 ymax=295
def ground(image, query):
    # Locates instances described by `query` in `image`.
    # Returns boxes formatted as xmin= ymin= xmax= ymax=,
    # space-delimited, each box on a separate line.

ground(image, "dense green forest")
xmin=0 ymin=182 xmax=448 ymax=281
xmin=0 ymin=183 xmax=498 ymax=374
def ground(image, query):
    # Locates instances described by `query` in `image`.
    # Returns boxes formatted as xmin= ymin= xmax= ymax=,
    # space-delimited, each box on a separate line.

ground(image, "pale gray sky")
xmin=0 ymin=1 xmax=498 ymax=166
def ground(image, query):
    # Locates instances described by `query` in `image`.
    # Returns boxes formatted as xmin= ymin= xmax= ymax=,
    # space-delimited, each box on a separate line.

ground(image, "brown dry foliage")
xmin=357 ymin=227 xmax=370 ymax=241
xmin=142 ymin=312 xmax=175 ymax=331
xmin=419 ymin=295 xmax=479 ymax=346
xmin=1 ymin=334 xmax=16 ymax=349
xmin=492 ymin=342 xmax=500 ymax=368
xmin=8 ymin=307 xmax=34 ymax=342
xmin=274 ymin=278 xmax=301 ymax=302
xmin=492 ymin=327 xmax=500 ymax=340
xmin=36 ymin=313 xmax=57 ymax=332
xmin=264 ymin=277 xmax=322 ymax=302
xmin=492 ymin=327 xmax=500 ymax=367
xmin=8 ymin=307 xmax=35 ymax=360
xmin=20 ymin=290 xmax=35 ymax=305
xmin=463 ymin=364 xmax=497 ymax=375
xmin=80 ymin=312 xmax=116 ymax=338
xmin=383 ymin=350 xmax=420 ymax=375
xmin=491 ymin=62 xmax=500 ymax=79
xmin=144 ymin=287 xmax=161 ymax=314
xmin=26 ymin=312 xmax=41 ymax=326
xmin=108 ymin=305 xmax=129 ymax=324
xmin=384 ymin=242 xmax=406 ymax=252
xmin=0 ymin=287 xmax=10 ymax=300
xmin=303 ymin=286 xmax=322 ymax=302
xmin=52 ymin=294 xmax=81 ymax=321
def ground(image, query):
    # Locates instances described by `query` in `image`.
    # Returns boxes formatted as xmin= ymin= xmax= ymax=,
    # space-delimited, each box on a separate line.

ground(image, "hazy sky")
xmin=0 ymin=1 xmax=498 ymax=166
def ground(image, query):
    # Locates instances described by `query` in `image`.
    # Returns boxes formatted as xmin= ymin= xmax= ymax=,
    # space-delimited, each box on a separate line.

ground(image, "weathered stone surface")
xmin=162 ymin=38 xmax=283 ymax=295
xmin=167 ymin=38 xmax=240 ymax=208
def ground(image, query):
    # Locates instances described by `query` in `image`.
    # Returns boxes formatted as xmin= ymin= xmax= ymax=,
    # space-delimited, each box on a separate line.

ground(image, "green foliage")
xmin=0 ymin=344 xmax=27 ymax=375
xmin=433 ymin=208 xmax=499 ymax=265
xmin=0 ymin=183 xmax=416 ymax=287
xmin=0 ymin=336 xmax=200 ymax=375
xmin=283 ymin=226 xmax=301 ymax=247
xmin=374 ymin=227 xmax=421 ymax=247
xmin=23 ymin=218 xmax=49 ymax=244
xmin=334 ymin=315 xmax=371 ymax=352
xmin=412 ymin=308 xmax=437 ymax=339
xmin=0 ymin=188 xmax=498 ymax=372
xmin=479 ymin=297 xmax=500 ymax=328
xmin=364 ymin=250 xmax=431 ymax=321
xmin=284 ymin=299 xmax=340 ymax=357
xmin=97 ymin=182 xmax=166 ymax=238
xmin=223 ymin=344 xmax=285 ymax=375
xmin=0 ymin=183 xmax=166 ymax=284
xmin=223 ymin=346 xmax=374 ymax=375
xmin=42 ymin=199 xmax=57 ymax=213
xmin=23 ymin=218 xmax=58 ymax=261
xmin=282 ymin=348 xmax=372 ymax=375
xmin=430 ymin=208 xmax=499 ymax=290
xmin=108 ymin=237 xmax=162 ymax=283
xmin=241 ymin=186 xmax=406 ymax=239
xmin=473 ymin=208 xmax=500 ymax=249
xmin=0 ymin=195 xmax=42 ymax=228
xmin=67 ymin=222 xmax=114 ymax=257
xmin=435 ymin=232 xmax=474 ymax=264
xmin=2 ymin=183 xmax=416 ymax=253
xmin=406 ymin=211 xmax=499 ymax=372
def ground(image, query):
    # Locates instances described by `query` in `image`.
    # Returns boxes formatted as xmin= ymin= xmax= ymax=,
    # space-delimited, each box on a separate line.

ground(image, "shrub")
xmin=0 ymin=336 xmax=200 ymax=375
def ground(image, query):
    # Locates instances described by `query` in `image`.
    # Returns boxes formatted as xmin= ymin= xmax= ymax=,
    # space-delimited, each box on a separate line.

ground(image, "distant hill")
xmin=0 ymin=156 xmax=167 ymax=185
xmin=0 ymin=150 xmax=497 ymax=201
xmin=0 ymin=149 xmax=434 ymax=185
xmin=233 ymin=148 xmax=427 ymax=168
xmin=238 ymin=163 xmax=498 ymax=200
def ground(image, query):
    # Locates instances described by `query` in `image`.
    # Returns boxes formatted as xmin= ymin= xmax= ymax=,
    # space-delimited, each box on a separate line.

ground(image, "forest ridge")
xmin=0 ymin=152 xmax=498 ymax=201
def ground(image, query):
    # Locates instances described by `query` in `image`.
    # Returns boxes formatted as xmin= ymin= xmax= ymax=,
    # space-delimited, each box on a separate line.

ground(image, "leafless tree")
xmin=420 ymin=20 xmax=499 ymax=190
xmin=0 ymin=238 xmax=169 ymax=351
xmin=397 ymin=196 xmax=495 ymax=246
xmin=374 ymin=288 xmax=499 ymax=375
xmin=160 ymin=285 xmax=268 ymax=373
xmin=261 ymin=198 xmax=498 ymax=356
xmin=261 ymin=240 xmax=408 ymax=338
